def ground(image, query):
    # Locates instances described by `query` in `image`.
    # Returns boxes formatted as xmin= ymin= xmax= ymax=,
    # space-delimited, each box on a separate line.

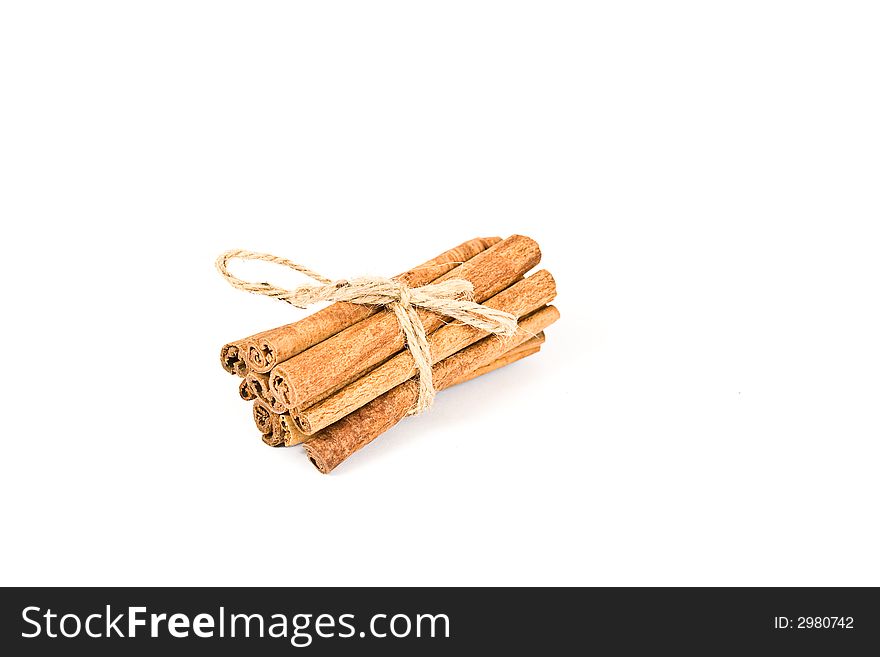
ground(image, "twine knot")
xmin=216 ymin=249 xmax=517 ymax=414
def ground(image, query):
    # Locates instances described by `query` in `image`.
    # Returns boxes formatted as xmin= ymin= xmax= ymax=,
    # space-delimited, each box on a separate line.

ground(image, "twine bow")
xmin=216 ymin=249 xmax=517 ymax=413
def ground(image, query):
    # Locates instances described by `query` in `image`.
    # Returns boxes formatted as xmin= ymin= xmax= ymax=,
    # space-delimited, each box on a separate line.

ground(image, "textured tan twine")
xmin=216 ymin=249 xmax=517 ymax=413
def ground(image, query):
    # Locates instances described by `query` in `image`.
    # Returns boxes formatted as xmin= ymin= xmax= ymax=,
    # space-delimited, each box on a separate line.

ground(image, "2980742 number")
xmin=797 ymin=617 xmax=853 ymax=629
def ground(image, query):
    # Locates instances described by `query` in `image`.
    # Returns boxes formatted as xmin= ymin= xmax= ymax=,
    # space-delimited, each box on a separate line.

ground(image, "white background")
xmin=1 ymin=2 xmax=878 ymax=586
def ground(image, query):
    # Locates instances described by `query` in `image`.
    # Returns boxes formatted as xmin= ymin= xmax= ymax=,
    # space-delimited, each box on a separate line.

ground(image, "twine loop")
xmin=216 ymin=249 xmax=517 ymax=413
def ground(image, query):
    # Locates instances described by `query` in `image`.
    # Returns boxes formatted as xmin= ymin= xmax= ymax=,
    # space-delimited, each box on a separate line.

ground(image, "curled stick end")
xmin=246 ymin=340 xmax=276 ymax=373
xmin=221 ymin=344 xmax=247 ymax=376
xmin=293 ymin=414 xmax=312 ymax=435
xmin=270 ymin=374 xmax=294 ymax=409
xmin=238 ymin=379 xmax=256 ymax=401
xmin=304 ymin=447 xmax=330 ymax=474
xmin=261 ymin=432 xmax=284 ymax=448
xmin=252 ymin=402 xmax=273 ymax=435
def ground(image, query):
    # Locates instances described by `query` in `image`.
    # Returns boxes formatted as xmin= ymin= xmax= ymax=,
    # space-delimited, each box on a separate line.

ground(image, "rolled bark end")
xmin=278 ymin=414 xmax=294 ymax=446
xmin=278 ymin=413 xmax=310 ymax=447
xmin=293 ymin=413 xmax=311 ymax=435
xmin=304 ymin=446 xmax=330 ymax=474
xmin=252 ymin=401 xmax=273 ymax=435
xmin=245 ymin=372 xmax=287 ymax=414
xmin=246 ymin=339 xmax=276 ymax=373
xmin=238 ymin=379 xmax=256 ymax=401
xmin=270 ymin=374 xmax=293 ymax=409
xmin=245 ymin=373 xmax=262 ymax=397
xmin=261 ymin=432 xmax=283 ymax=447
xmin=220 ymin=344 xmax=247 ymax=376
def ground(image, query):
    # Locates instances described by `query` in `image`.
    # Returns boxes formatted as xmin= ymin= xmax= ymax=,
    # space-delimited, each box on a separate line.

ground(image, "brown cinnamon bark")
xmin=275 ymin=342 xmax=542 ymax=448
xmin=239 ymin=237 xmax=500 ymax=373
xmin=221 ymin=342 xmax=248 ymax=377
xmin=239 ymin=378 xmax=257 ymax=401
xmin=293 ymin=269 xmax=556 ymax=434
xmin=270 ymin=235 xmax=542 ymax=411
xmin=245 ymin=372 xmax=287 ymax=414
xmin=303 ymin=304 xmax=559 ymax=474
xmin=261 ymin=431 xmax=284 ymax=447
xmin=251 ymin=396 xmax=312 ymax=446
xmin=278 ymin=413 xmax=310 ymax=447
xmin=252 ymin=400 xmax=276 ymax=436
xmin=450 ymin=333 xmax=544 ymax=387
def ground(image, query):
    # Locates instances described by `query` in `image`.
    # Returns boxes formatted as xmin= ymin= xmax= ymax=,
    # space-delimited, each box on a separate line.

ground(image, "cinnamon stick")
xmin=261 ymin=431 xmax=284 ymax=447
xmin=252 ymin=400 xmax=277 ymax=436
xmin=238 ymin=378 xmax=256 ymax=401
xmin=252 ymin=400 xmax=313 ymax=447
xmin=276 ymin=341 xmax=543 ymax=448
xmin=293 ymin=269 xmax=556 ymax=434
xmin=270 ymin=235 xmax=542 ymax=411
xmin=245 ymin=372 xmax=287 ymax=414
xmin=303 ymin=304 xmax=560 ymax=473
xmin=278 ymin=413 xmax=310 ymax=447
xmin=451 ymin=333 xmax=544 ymax=387
xmin=239 ymin=237 xmax=500 ymax=373
xmin=221 ymin=342 xmax=248 ymax=377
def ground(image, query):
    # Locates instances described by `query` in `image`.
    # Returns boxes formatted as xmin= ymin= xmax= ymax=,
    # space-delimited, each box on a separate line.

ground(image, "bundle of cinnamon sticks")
xmin=220 ymin=235 xmax=559 ymax=473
